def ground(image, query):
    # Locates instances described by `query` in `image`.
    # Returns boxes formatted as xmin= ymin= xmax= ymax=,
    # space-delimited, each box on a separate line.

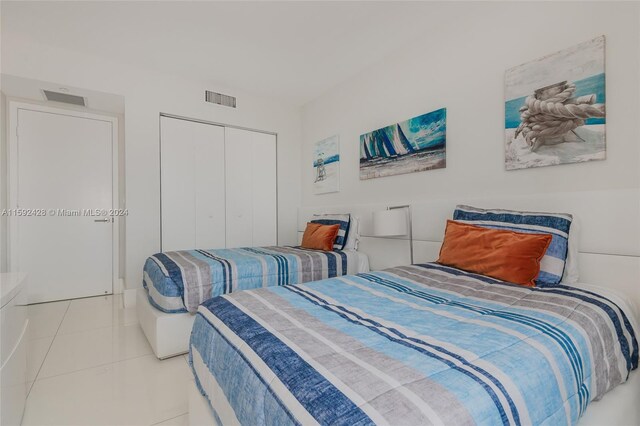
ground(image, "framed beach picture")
xmin=359 ymin=108 xmax=446 ymax=180
xmin=313 ymin=135 xmax=340 ymax=194
xmin=505 ymin=36 xmax=606 ymax=170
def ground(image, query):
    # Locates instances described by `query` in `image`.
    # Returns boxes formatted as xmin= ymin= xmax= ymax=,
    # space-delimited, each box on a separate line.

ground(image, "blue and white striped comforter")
xmin=143 ymin=246 xmax=362 ymax=313
xmin=189 ymin=263 xmax=638 ymax=426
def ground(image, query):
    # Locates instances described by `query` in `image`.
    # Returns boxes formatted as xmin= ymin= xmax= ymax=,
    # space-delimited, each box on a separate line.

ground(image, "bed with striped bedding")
xmin=189 ymin=263 xmax=638 ymax=426
xmin=143 ymin=246 xmax=364 ymax=313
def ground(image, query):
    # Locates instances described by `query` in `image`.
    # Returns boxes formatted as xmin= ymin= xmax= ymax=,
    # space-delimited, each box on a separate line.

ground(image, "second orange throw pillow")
xmin=301 ymin=222 xmax=341 ymax=251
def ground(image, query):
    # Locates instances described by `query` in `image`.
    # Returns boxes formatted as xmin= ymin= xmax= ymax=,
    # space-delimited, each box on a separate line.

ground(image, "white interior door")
xmin=13 ymin=107 xmax=115 ymax=304
xmin=160 ymin=116 xmax=226 ymax=251
xmin=250 ymin=132 xmax=277 ymax=246
xmin=225 ymin=127 xmax=277 ymax=248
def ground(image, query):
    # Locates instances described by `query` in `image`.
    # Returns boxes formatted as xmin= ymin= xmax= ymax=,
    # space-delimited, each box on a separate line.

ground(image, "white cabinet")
xmin=0 ymin=273 xmax=28 ymax=426
xmin=160 ymin=116 xmax=277 ymax=251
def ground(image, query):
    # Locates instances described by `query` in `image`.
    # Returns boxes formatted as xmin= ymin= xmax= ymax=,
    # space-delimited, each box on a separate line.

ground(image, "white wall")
xmin=3 ymin=2 xmax=638 ymax=288
xmin=1 ymin=37 xmax=302 ymax=290
xmin=301 ymin=2 xmax=640 ymax=209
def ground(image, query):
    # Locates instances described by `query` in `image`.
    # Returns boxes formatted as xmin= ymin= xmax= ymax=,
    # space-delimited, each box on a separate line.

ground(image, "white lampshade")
xmin=372 ymin=209 xmax=408 ymax=237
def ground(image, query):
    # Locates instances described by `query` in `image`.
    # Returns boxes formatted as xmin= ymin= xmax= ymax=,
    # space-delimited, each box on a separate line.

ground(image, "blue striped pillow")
xmin=311 ymin=214 xmax=351 ymax=251
xmin=453 ymin=205 xmax=573 ymax=287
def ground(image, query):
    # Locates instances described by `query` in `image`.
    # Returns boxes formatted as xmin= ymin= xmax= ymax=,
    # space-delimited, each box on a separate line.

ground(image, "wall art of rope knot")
xmin=514 ymin=80 xmax=605 ymax=152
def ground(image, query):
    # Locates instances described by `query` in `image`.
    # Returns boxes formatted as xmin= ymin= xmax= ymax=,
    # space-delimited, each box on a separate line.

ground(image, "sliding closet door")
xmin=224 ymin=128 xmax=253 ymax=247
xmin=251 ymin=132 xmax=277 ymax=246
xmin=193 ymin=123 xmax=227 ymax=249
xmin=160 ymin=117 xmax=226 ymax=251
xmin=225 ymin=127 xmax=277 ymax=248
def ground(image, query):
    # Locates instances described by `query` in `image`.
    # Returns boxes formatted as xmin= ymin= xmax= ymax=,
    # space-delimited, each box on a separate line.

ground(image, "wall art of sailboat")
xmin=360 ymin=108 xmax=446 ymax=180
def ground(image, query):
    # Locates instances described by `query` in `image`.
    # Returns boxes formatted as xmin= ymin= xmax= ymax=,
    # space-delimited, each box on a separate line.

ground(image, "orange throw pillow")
xmin=437 ymin=220 xmax=552 ymax=287
xmin=301 ymin=223 xmax=341 ymax=251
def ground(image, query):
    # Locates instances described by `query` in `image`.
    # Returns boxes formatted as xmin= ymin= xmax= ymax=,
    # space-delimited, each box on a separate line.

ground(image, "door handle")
xmin=94 ymin=218 xmax=111 ymax=223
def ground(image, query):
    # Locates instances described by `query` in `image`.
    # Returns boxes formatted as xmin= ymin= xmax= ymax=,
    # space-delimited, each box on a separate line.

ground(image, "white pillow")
xmin=562 ymin=217 xmax=580 ymax=284
xmin=343 ymin=216 xmax=360 ymax=251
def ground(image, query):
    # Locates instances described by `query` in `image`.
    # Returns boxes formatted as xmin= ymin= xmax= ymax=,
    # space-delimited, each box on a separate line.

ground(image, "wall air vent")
xmin=205 ymin=90 xmax=236 ymax=108
xmin=43 ymin=90 xmax=86 ymax=107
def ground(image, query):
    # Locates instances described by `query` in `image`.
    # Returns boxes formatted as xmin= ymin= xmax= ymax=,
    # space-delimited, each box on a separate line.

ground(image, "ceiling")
xmin=1 ymin=1 xmax=440 ymax=106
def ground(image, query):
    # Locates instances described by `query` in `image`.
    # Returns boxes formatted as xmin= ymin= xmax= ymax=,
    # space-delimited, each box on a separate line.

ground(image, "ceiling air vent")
xmin=43 ymin=90 xmax=86 ymax=107
xmin=205 ymin=90 xmax=236 ymax=108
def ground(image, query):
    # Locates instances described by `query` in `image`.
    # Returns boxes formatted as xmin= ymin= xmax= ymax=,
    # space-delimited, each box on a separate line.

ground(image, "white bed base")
xmin=188 ymin=370 xmax=640 ymax=426
xmin=136 ymin=288 xmax=195 ymax=359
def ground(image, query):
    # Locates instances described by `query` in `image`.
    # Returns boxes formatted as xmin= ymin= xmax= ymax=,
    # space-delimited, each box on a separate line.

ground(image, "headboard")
xmin=298 ymin=188 xmax=640 ymax=316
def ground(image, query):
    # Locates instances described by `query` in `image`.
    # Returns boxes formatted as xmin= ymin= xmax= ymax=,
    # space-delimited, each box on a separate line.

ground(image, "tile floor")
xmin=22 ymin=295 xmax=192 ymax=426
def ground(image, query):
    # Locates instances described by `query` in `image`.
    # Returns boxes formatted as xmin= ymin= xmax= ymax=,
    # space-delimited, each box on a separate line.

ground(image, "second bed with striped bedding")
xmin=143 ymin=246 xmax=364 ymax=313
xmin=189 ymin=263 xmax=637 ymax=426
